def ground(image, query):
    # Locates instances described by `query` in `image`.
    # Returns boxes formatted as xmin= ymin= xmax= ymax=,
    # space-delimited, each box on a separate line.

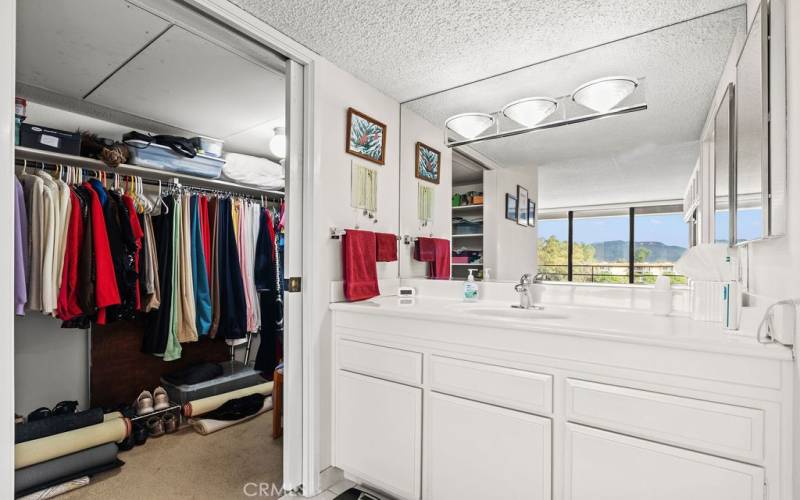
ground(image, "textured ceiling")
xmin=403 ymin=7 xmax=744 ymax=208
xmin=229 ymin=0 xmax=742 ymax=101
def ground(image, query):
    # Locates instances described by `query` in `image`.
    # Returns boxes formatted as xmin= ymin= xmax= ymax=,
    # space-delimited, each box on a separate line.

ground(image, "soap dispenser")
xmin=464 ymin=269 xmax=479 ymax=302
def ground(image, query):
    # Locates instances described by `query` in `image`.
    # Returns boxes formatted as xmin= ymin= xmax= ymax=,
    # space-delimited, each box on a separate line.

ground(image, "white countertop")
xmin=330 ymin=296 xmax=793 ymax=361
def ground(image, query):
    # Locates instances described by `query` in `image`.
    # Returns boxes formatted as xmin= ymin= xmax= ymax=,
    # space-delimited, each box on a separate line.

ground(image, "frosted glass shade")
xmin=445 ymin=113 xmax=494 ymax=139
xmin=502 ymin=97 xmax=558 ymax=127
xmin=269 ymin=126 xmax=286 ymax=158
xmin=571 ymin=76 xmax=638 ymax=113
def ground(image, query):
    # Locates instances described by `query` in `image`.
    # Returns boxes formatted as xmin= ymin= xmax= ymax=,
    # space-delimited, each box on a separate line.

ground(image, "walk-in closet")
xmin=11 ymin=1 xmax=298 ymax=497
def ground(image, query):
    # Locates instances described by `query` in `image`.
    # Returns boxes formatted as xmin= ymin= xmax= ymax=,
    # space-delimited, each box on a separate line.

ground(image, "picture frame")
xmin=505 ymin=193 xmax=517 ymax=221
xmin=528 ymin=199 xmax=536 ymax=227
xmin=346 ymin=107 xmax=387 ymax=165
xmin=415 ymin=142 xmax=441 ymax=184
xmin=516 ymin=185 xmax=529 ymax=226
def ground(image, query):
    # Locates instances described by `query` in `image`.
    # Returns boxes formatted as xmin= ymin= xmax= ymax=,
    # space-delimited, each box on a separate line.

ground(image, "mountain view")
xmin=592 ymin=240 xmax=686 ymax=263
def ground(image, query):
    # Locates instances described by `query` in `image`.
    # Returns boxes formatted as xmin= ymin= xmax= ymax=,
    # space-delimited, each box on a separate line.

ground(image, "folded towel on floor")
xmin=342 ymin=230 xmax=379 ymax=302
xmin=222 ymin=153 xmax=284 ymax=190
xmin=15 ymin=458 xmax=123 ymax=498
xmin=18 ymin=476 xmax=90 ymax=500
xmin=15 ymin=443 xmax=116 ymax=493
xmin=190 ymin=397 xmax=273 ymax=435
xmin=375 ymin=233 xmax=397 ymax=262
xmin=16 ymin=408 xmax=104 ymax=444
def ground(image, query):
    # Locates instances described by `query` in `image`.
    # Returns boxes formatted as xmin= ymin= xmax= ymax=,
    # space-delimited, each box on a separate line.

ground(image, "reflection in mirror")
xmin=714 ymin=84 xmax=733 ymax=245
xmin=398 ymin=7 xmax=745 ymax=284
xmin=735 ymin=6 xmax=766 ymax=243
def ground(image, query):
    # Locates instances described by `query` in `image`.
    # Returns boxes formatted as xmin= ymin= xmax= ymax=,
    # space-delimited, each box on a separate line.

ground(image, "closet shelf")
xmin=452 ymin=204 xmax=483 ymax=210
xmin=14 ymin=146 xmax=284 ymax=198
xmin=452 ymin=233 xmax=483 ymax=238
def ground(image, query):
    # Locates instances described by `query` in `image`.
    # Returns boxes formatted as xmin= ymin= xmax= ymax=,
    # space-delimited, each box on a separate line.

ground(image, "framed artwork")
xmin=415 ymin=142 xmax=441 ymax=184
xmin=517 ymin=185 xmax=529 ymax=226
xmin=346 ymin=107 xmax=387 ymax=165
xmin=528 ymin=199 xmax=536 ymax=227
xmin=505 ymin=194 xmax=517 ymax=221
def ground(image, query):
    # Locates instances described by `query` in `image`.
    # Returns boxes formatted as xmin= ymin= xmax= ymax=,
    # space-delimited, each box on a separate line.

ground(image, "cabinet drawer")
xmin=337 ymin=339 xmax=422 ymax=386
xmin=565 ymin=424 xmax=764 ymax=500
xmin=429 ymin=356 xmax=552 ymax=414
xmin=565 ymin=379 xmax=764 ymax=462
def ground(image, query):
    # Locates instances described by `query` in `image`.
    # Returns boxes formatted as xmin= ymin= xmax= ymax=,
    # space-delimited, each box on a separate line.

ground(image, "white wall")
xmin=484 ymin=167 xmax=538 ymax=281
xmin=311 ymin=58 xmax=401 ymax=469
xmin=14 ymin=317 xmax=89 ymax=414
xmin=399 ymin=107 xmax=452 ymax=278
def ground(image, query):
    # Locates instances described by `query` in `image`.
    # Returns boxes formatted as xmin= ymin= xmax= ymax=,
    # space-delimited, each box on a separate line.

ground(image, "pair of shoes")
xmin=135 ymin=387 xmax=169 ymax=416
xmin=146 ymin=411 xmax=178 ymax=436
xmin=27 ymin=400 xmax=79 ymax=422
xmin=133 ymin=422 xmax=149 ymax=445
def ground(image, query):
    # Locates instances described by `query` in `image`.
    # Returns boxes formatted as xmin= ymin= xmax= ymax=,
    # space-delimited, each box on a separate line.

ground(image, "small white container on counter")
xmin=651 ymin=276 xmax=673 ymax=316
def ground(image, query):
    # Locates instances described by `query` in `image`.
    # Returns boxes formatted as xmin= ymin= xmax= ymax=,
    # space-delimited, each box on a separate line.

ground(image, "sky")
xmin=540 ymin=208 xmax=765 ymax=247
xmin=539 ymin=213 xmax=688 ymax=247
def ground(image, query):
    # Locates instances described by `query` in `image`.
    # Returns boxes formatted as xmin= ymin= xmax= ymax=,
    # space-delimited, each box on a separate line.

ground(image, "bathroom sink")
xmin=463 ymin=307 xmax=568 ymax=320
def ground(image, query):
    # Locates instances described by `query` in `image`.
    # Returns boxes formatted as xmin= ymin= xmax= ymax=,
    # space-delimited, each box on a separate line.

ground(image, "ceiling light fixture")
xmin=501 ymin=97 xmax=558 ymax=127
xmin=444 ymin=113 xmax=495 ymax=139
xmin=571 ymin=76 xmax=639 ymax=113
xmin=269 ymin=126 xmax=286 ymax=159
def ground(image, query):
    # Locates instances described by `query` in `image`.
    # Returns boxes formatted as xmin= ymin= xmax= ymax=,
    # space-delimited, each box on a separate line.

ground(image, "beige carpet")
xmin=60 ymin=411 xmax=283 ymax=500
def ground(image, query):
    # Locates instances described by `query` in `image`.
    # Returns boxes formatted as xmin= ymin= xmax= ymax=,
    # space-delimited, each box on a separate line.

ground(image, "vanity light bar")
xmin=443 ymin=76 xmax=646 ymax=148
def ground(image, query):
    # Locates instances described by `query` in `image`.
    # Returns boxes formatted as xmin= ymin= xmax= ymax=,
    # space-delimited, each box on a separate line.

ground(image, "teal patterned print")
xmin=350 ymin=114 xmax=384 ymax=161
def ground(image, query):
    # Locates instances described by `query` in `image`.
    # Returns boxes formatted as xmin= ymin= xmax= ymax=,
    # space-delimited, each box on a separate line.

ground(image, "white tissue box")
xmin=690 ymin=281 xmax=726 ymax=322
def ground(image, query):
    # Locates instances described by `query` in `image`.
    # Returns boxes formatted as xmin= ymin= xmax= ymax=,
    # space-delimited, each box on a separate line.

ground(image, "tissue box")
xmin=690 ymin=281 xmax=725 ymax=322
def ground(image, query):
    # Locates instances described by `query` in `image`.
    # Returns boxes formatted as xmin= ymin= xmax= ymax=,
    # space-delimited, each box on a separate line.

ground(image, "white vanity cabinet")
xmin=331 ymin=302 xmax=793 ymax=500
xmin=426 ymin=392 xmax=551 ymax=500
xmin=564 ymin=424 xmax=765 ymax=500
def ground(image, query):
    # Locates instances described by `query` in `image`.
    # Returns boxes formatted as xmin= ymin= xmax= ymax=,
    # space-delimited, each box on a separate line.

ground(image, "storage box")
xmin=160 ymin=361 xmax=268 ymax=407
xmin=452 ymin=221 xmax=482 ymax=234
xmin=190 ymin=136 xmax=224 ymax=158
xmin=127 ymin=139 xmax=225 ymax=178
xmin=20 ymin=123 xmax=81 ymax=155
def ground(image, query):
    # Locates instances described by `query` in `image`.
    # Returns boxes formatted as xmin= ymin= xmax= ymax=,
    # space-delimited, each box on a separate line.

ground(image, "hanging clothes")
xmin=19 ymin=171 xmax=44 ymax=312
xmin=54 ymin=176 xmax=72 ymax=293
xmin=56 ymin=189 xmax=85 ymax=321
xmin=14 ymin=178 xmax=28 ymax=316
xmin=164 ymin=195 xmax=183 ymax=360
xmin=83 ymin=181 xmax=120 ymax=324
xmin=34 ymin=171 xmax=59 ymax=315
xmin=255 ymin=208 xmax=283 ymax=376
xmin=190 ymin=195 xmax=212 ymax=335
xmin=121 ymin=194 xmax=144 ymax=312
xmin=140 ymin=213 xmax=161 ymax=313
xmin=217 ymin=197 xmax=248 ymax=343
xmin=198 ymin=196 xmax=212 ymax=283
xmin=143 ymin=197 xmax=174 ymax=355
xmin=207 ymin=197 xmax=221 ymax=338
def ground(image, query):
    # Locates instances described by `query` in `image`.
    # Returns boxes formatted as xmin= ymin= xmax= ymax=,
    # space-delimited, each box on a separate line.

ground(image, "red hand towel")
xmin=375 ymin=232 xmax=398 ymax=262
xmin=414 ymin=237 xmax=436 ymax=262
xmin=430 ymin=238 xmax=451 ymax=280
xmin=342 ymin=230 xmax=380 ymax=301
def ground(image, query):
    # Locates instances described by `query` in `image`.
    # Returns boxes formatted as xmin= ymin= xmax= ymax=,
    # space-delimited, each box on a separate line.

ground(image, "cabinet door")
xmin=425 ymin=392 xmax=551 ymax=500
xmin=564 ymin=424 xmax=765 ymax=500
xmin=335 ymin=370 xmax=422 ymax=500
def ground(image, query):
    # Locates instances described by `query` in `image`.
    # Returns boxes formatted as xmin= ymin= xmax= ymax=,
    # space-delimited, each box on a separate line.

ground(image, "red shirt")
xmin=84 ymin=182 xmax=120 ymax=324
xmin=122 ymin=195 xmax=144 ymax=311
xmin=199 ymin=196 xmax=212 ymax=282
xmin=56 ymin=190 xmax=84 ymax=320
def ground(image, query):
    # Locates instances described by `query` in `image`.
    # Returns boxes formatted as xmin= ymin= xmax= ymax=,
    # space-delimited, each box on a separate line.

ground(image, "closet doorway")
xmin=5 ymin=0 xmax=309 ymax=497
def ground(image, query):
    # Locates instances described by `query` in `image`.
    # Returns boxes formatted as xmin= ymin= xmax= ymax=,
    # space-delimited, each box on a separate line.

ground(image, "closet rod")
xmin=14 ymin=146 xmax=285 ymax=200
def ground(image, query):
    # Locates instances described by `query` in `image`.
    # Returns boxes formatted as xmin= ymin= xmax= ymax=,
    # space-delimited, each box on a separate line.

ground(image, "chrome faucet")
xmin=512 ymin=274 xmax=543 ymax=310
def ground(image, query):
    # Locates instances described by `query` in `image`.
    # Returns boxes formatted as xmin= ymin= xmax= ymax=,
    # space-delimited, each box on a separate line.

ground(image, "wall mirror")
xmin=714 ymin=84 xmax=734 ymax=244
xmin=398 ymin=7 xmax=747 ymax=283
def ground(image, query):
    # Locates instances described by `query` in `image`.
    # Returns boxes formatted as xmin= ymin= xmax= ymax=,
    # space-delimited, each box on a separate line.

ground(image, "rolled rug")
xmin=15 ymin=459 xmax=124 ymax=498
xmin=16 ymin=408 xmax=104 ymax=444
xmin=182 ymin=381 xmax=273 ymax=417
xmin=190 ymin=397 xmax=273 ymax=435
xmin=15 ymin=443 xmax=116 ymax=493
xmin=15 ymin=418 xmax=130 ymax=469
xmin=18 ymin=476 xmax=89 ymax=500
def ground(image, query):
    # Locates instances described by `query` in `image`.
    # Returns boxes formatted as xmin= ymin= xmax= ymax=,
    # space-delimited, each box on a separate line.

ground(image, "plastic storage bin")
xmin=190 ymin=136 xmax=224 ymax=158
xmin=160 ymin=361 xmax=268 ymax=407
xmin=127 ymin=139 xmax=225 ymax=178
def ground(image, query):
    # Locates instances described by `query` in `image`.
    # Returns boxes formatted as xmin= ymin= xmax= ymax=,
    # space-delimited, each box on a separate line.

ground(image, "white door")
xmin=334 ymin=370 xmax=422 ymax=500
xmin=564 ymin=423 xmax=765 ymax=500
xmin=425 ymin=392 xmax=552 ymax=500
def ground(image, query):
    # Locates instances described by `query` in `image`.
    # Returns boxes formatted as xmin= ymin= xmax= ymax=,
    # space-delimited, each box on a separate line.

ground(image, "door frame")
xmin=0 ymin=0 xmax=325 ymax=497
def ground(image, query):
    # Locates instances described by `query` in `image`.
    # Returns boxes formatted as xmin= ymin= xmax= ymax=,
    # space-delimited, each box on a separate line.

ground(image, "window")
xmin=537 ymin=205 xmax=687 ymax=285
xmin=537 ymin=217 xmax=569 ymax=281
xmin=572 ymin=210 xmax=630 ymax=284
xmin=634 ymin=209 xmax=689 ymax=285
